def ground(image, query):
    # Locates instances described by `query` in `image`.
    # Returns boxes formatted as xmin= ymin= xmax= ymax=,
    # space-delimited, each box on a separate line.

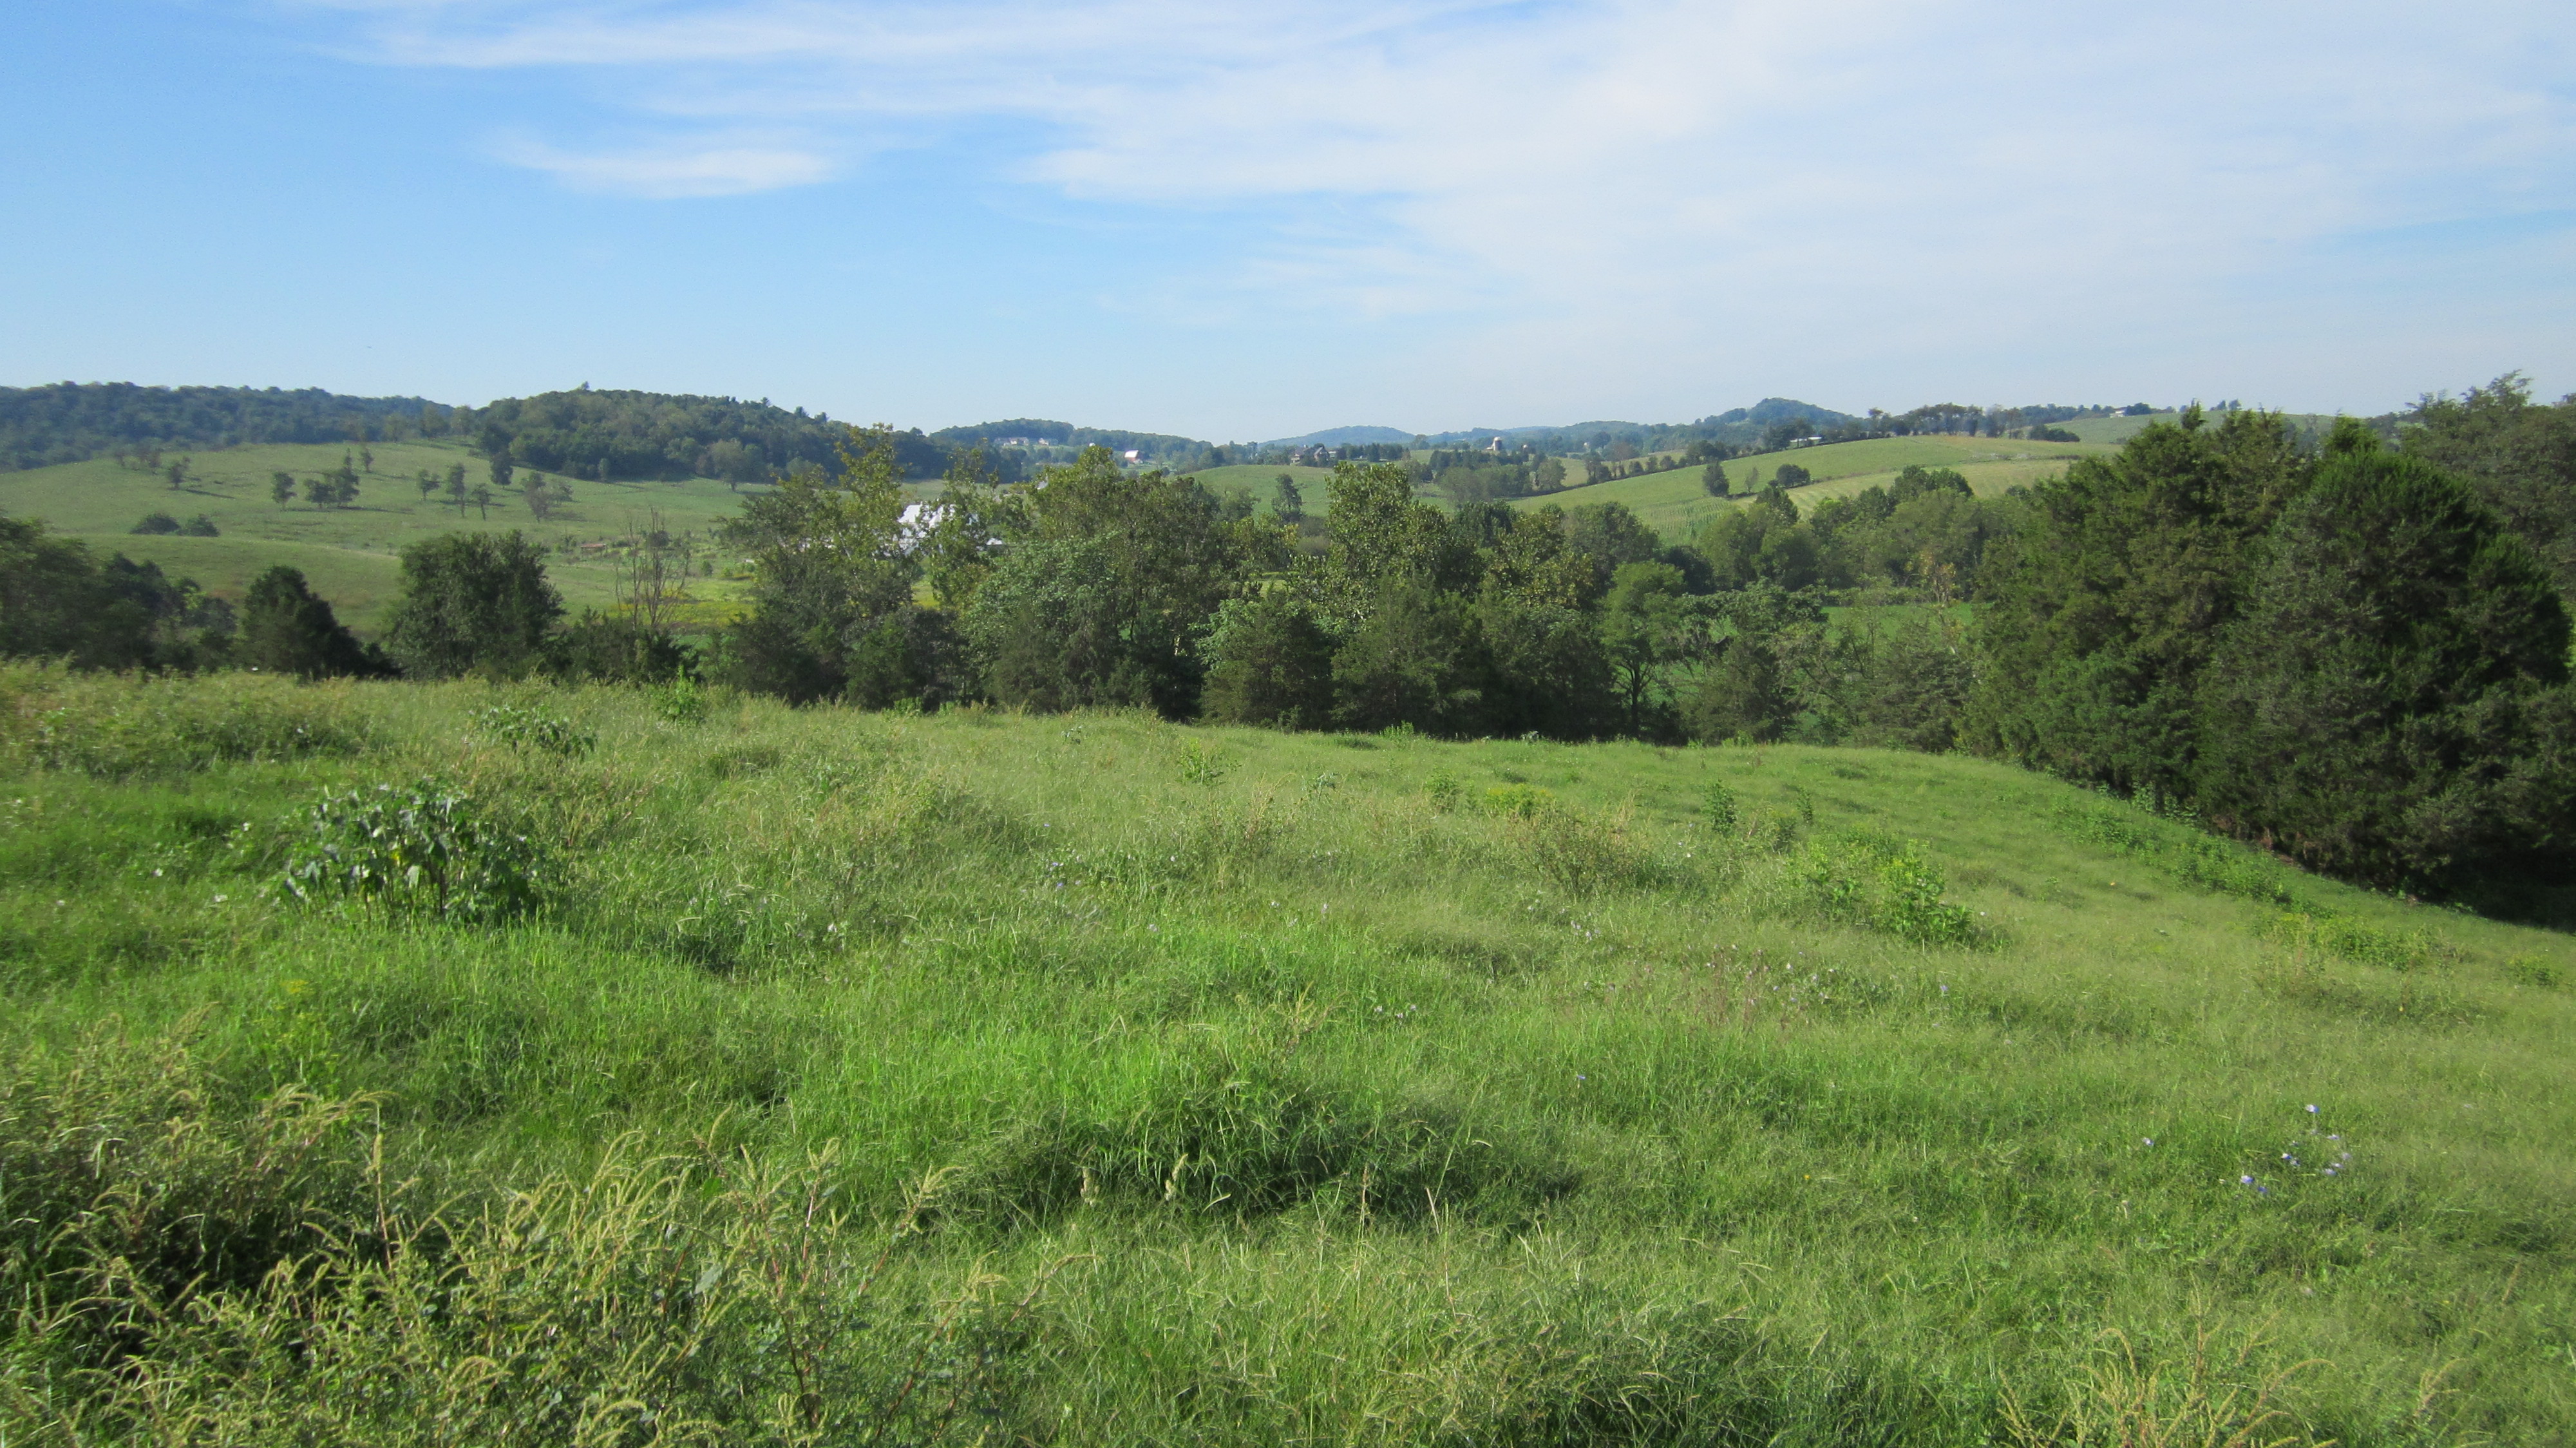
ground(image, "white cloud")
xmin=314 ymin=0 xmax=2575 ymax=413
xmin=494 ymin=136 xmax=835 ymax=196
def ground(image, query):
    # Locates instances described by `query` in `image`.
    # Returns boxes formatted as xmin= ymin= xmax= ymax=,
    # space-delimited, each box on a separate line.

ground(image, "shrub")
xmin=280 ymin=781 xmax=547 ymax=922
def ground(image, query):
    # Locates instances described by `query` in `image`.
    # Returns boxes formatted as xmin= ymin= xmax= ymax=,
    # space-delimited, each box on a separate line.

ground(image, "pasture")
xmin=0 ymin=670 xmax=2565 ymax=1443
xmin=1512 ymin=433 xmax=2113 ymax=540
xmin=0 ymin=440 xmax=761 ymax=631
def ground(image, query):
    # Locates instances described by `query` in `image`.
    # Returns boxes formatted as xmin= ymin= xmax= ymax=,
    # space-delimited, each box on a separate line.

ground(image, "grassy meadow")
xmin=0 ymin=667 xmax=2568 ymax=1443
xmin=1513 ymin=435 xmax=2114 ymax=542
xmin=0 ymin=441 xmax=776 ymax=632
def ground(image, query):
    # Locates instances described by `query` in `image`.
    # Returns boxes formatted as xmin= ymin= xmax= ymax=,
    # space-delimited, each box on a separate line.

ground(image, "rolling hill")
xmin=0 ymin=439 xmax=768 ymax=632
xmin=1514 ymin=433 xmax=2116 ymax=540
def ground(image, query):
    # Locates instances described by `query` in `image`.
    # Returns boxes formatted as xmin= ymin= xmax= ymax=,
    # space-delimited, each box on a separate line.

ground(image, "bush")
xmin=280 ymin=781 xmax=547 ymax=922
xmin=549 ymin=609 xmax=694 ymax=686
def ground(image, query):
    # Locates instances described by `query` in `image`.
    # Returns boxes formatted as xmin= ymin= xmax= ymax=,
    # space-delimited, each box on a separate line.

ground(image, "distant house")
xmin=1122 ymin=450 xmax=1142 ymax=462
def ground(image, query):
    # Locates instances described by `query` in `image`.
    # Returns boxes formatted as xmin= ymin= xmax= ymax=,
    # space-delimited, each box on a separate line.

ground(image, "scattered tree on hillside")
xmin=1273 ymin=473 xmax=1305 ymax=524
xmin=469 ymin=484 xmax=493 ymax=520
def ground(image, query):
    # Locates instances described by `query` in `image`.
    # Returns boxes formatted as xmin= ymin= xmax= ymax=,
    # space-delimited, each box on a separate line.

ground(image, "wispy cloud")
xmin=302 ymin=0 xmax=2576 ymax=410
xmin=495 ymin=135 xmax=834 ymax=196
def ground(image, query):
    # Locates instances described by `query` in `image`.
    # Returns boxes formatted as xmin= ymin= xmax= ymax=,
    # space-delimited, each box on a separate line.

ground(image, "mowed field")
xmin=1511 ymin=433 xmax=2115 ymax=541
xmin=0 ymin=673 xmax=2568 ymax=1442
xmin=0 ymin=439 xmax=763 ymax=632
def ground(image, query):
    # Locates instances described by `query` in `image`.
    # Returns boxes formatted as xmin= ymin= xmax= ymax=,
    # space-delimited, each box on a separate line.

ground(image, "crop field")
xmin=0 ymin=669 xmax=2566 ymax=1443
xmin=0 ymin=441 xmax=764 ymax=631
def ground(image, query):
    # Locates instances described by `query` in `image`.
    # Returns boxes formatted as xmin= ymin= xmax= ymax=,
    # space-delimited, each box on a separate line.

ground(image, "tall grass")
xmin=0 ymin=670 xmax=2568 ymax=1442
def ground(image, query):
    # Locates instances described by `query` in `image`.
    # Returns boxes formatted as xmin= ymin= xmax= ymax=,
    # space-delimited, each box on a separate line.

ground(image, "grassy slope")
xmin=1181 ymin=462 xmax=1349 ymax=516
xmin=2 ymin=672 xmax=2567 ymax=1443
xmin=0 ymin=440 xmax=756 ymax=631
xmin=1515 ymin=433 xmax=2114 ymax=541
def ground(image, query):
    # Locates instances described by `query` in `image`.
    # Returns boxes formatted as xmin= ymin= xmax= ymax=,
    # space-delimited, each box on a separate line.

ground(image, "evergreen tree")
xmin=1200 ymin=591 xmax=1334 ymax=729
xmin=1964 ymin=408 xmax=2307 ymax=799
xmin=2403 ymin=373 xmax=2576 ymax=597
xmin=2196 ymin=432 xmax=2576 ymax=888
xmin=1331 ymin=580 xmax=1485 ymax=734
xmin=239 ymin=566 xmax=390 ymax=680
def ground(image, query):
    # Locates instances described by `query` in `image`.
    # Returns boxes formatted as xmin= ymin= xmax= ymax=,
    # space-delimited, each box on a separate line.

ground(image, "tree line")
xmin=0 ymin=385 xmax=458 ymax=472
xmin=5 ymin=376 xmax=2569 ymax=897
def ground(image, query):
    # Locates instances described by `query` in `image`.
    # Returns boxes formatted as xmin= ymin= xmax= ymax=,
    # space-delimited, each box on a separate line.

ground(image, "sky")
xmin=2 ymin=0 xmax=2571 ymax=441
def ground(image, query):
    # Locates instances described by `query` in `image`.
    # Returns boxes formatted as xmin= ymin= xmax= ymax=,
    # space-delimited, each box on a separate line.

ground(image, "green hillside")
xmin=0 ymin=439 xmax=761 ymax=631
xmin=1514 ymin=433 xmax=2113 ymax=540
xmin=1177 ymin=462 xmax=1343 ymax=514
xmin=1 ymin=674 xmax=2565 ymax=1442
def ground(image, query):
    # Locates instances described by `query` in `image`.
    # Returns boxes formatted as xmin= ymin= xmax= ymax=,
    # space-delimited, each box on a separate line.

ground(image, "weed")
xmin=1703 ymin=779 xmax=1739 ymax=834
xmin=471 ymin=703 xmax=594 ymax=757
xmin=1177 ymin=738 xmax=1231 ymax=786
xmin=279 ymin=780 xmax=547 ymax=922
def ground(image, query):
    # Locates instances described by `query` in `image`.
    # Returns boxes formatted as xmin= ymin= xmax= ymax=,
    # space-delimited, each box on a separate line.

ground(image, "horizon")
xmin=3 ymin=2 xmax=2569 ymax=438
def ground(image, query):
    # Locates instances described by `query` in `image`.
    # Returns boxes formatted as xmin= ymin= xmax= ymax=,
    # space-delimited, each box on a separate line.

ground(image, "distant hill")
xmin=470 ymin=388 xmax=947 ymax=482
xmin=0 ymin=383 xmax=448 ymax=472
xmin=931 ymin=419 xmax=1213 ymax=470
xmin=1262 ymin=425 xmax=1418 ymax=448
xmin=1708 ymin=397 xmax=1858 ymax=428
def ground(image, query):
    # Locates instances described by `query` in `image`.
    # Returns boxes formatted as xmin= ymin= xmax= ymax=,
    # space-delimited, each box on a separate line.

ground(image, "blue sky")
xmin=3 ymin=0 xmax=2570 ymax=440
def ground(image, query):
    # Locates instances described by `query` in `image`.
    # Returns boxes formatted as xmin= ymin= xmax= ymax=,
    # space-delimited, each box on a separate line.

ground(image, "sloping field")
xmin=1177 ymin=462 xmax=1343 ymax=514
xmin=1 ymin=674 xmax=2565 ymax=1443
xmin=0 ymin=440 xmax=754 ymax=631
xmin=1514 ymin=433 xmax=2111 ymax=540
